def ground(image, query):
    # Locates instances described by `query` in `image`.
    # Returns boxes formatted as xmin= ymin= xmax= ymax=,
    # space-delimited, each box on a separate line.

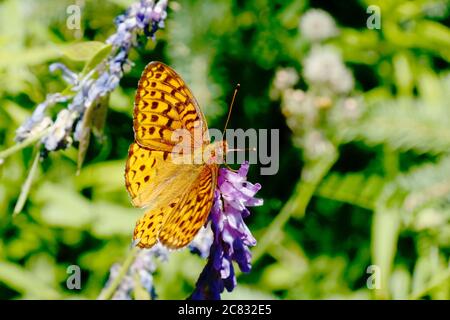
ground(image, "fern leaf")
xmin=338 ymin=98 xmax=450 ymax=155
xmin=316 ymin=172 xmax=385 ymax=210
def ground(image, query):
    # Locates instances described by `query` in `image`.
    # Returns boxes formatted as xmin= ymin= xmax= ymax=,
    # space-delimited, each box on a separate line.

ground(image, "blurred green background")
xmin=0 ymin=0 xmax=449 ymax=299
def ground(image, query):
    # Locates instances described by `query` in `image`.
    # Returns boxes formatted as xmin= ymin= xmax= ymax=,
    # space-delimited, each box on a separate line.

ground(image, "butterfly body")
xmin=125 ymin=61 xmax=225 ymax=249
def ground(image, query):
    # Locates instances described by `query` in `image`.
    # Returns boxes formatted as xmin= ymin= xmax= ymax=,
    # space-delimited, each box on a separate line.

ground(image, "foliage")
xmin=0 ymin=0 xmax=449 ymax=299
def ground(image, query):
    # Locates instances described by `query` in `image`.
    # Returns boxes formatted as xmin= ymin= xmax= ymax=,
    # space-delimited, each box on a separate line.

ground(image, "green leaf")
xmin=0 ymin=260 xmax=61 ymax=299
xmin=340 ymin=96 xmax=450 ymax=155
xmin=90 ymin=202 xmax=140 ymax=237
xmin=77 ymin=94 xmax=110 ymax=174
xmin=61 ymin=41 xmax=108 ymax=62
xmin=290 ymin=152 xmax=338 ymax=218
xmin=0 ymin=46 xmax=61 ymax=68
xmin=261 ymin=262 xmax=301 ymax=290
xmin=390 ymin=267 xmax=411 ymax=299
xmin=252 ymin=153 xmax=337 ymax=264
xmin=33 ymin=183 xmax=92 ymax=228
xmin=410 ymin=266 xmax=450 ymax=299
xmin=223 ymin=285 xmax=278 ymax=300
xmin=394 ymin=155 xmax=450 ymax=213
xmin=75 ymin=160 xmax=125 ymax=192
xmin=393 ymin=52 xmax=413 ymax=95
xmin=109 ymin=87 xmax=132 ymax=115
xmin=13 ymin=148 xmax=41 ymax=216
xmin=371 ymin=207 xmax=401 ymax=299
xmin=0 ymin=127 xmax=50 ymax=161
xmin=1 ymin=100 xmax=31 ymax=125
xmin=316 ymin=173 xmax=385 ymax=210
xmin=91 ymin=94 xmax=109 ymax=139
xmin=80 ymin=44 xmax=113 ymax=77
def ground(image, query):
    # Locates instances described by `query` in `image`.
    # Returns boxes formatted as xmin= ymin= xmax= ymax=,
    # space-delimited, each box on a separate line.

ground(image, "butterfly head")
xmin=205 ymin=140 xmax=229 ymax=165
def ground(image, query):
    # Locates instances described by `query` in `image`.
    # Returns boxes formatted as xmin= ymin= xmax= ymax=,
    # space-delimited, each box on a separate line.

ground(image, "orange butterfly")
xmin=125 ymin=61 xmax=228 ymax=249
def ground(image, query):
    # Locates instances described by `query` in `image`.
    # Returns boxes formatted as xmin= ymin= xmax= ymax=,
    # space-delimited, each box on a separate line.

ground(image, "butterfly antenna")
xmin=222 ymin=83 xmax=240 ymax=138
xmin=224 ymin=147 xmax=257 ymax=172
xmin=223 ymin=83 xmax=240 ymax=171
xmin=227 ymin=147 xmax=257 ymax=152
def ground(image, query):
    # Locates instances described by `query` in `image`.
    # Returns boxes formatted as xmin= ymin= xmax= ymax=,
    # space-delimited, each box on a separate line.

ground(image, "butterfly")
xmin=125 ymin=61 xmax=228 ymax=249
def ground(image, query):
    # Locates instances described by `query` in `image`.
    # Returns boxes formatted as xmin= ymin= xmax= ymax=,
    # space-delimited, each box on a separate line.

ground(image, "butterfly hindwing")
xmin=133 ymin=164 xmax=217 ymax=249
xmin=125 ymin=142 xmax=203 ymax=209
xmin=125 ymin=142 xmax=161 ymax=202
xmin=159 ymin=164 xmax=218 ymax=249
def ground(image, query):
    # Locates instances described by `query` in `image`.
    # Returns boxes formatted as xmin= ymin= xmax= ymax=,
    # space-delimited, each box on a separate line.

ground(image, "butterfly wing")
xmin=133 ymin=61 xmax=209 ymax=152
xmin=126 ymin=61 xmax=217 ymax=249
xmin=126 ymin=61 xmax=211 ymax=207
xmin=125 ymin=142 xmax=203 ymax=209
xmin=158 ymin=164 xmax=218 ymax=249
xmin=134 ymin=164 xmax=217 ymax=249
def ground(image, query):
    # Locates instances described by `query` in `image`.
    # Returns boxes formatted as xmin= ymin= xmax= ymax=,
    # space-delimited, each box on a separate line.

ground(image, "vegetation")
xmin=0 ymin=0 xmax=449 ymax=299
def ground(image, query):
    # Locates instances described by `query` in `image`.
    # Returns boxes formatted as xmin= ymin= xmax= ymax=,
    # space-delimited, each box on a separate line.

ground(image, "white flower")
xmin=274 ymin=68 xmax=299 ymax=90
xmin=282 ymin=90 xmax=318 ymax=130
xmin=302 ymin=130 xmax=334 ymax=162
xmin=414 ymin=208 xmax=447 ymax=231
xmin=270 ymin=68 xmax=300 ymax=100
xmin=342 ymin=97 xmax=361 ymax=119
xmin=332 ymin=68 xmax=354 ymax=94
xmin=299 ymin=9 xmax=338 ymax=42
xmin=282 ymin=89 xmax=306 ymax=115
xmin=303 ymin=46 xmax=354 ymax=94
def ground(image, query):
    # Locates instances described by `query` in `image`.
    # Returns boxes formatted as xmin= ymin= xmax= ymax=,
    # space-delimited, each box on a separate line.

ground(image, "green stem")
xmin=371 ymin=146 xmax=400 ymax=299
xmin=252 ymin=152 xmax=337 ymax=263
xmin=383 ymin=146 xmax=399 ymax=179
xmin=0 ymin=127 xmax=50 ymax=160
xmin=252 ymin=198 xmax=294 ymax=263
xmin=13 ymin=148 xmax=41 ymax=216
xmin=98 ymin=246 xmax=140 ymax=300
xmin=409 ymin=266 xmax=450 ymax=300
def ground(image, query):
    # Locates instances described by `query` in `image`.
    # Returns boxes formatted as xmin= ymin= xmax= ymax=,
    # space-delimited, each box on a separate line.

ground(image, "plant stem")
xmin=371 ymin=146 xmax=400 ymax=299
xmin=0 ymin=127 xmax=50 ymax=160
xmin=98 ymin=246 xmax=140 ymax=300
xmin=409 ymin=266 xmax=450 ymax=300
xmin=383 ymin=145 xmax=399 ymax=179
xmin=252 ymin=152 xmax=337 ymax=263
xmin=252 ymin=196 xmax=295 ymax=263
xmin=13 ymin=148 xmax=41 ymax=216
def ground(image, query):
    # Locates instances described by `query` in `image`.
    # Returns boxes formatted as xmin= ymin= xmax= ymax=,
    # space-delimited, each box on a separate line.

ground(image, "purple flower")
xmin=191 ymin=162 xmax=263 ymax=300
xmin=49 ymin=63 xmax=78 ymax=85
xmin=102 ymin=244 xmax=169 ymax=300
xmin=189 ymin=224 xmax=214 ymax=259
xmin=101 ymin=162 xmax=262 ymax=300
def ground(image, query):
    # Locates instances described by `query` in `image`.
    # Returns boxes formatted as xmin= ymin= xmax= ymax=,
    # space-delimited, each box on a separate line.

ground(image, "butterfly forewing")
xmin=133 ymin=62 xmax=209 ymax=151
